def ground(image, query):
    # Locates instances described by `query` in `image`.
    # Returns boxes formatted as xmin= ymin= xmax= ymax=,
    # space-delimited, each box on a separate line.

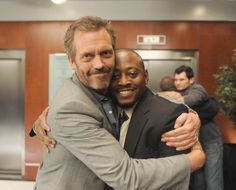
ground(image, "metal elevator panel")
xmin=0 ymin=50 xmax=25 ymax=179
xmin=134 ymin=50 xmax=199 ymax=92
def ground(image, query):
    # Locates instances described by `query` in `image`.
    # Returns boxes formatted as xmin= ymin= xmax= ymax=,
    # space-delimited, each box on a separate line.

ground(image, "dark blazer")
xmin=124 ymin=87 xmax=189 ymax=159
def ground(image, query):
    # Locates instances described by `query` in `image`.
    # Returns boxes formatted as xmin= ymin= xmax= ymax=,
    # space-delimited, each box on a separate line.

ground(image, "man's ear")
xmin=144 ymin=70 xmax=149 ymax=84
xmin=190 ymin=77 xmax=195 ymax=84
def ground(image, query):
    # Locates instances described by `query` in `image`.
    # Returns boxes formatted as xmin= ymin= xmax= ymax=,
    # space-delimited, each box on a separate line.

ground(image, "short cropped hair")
xmin=115 ymin=48 xmax=145 ymax=70
xmin=174 ymin=65 xmax=194 ymax=79
xmin=159 ymin=76 xmax=176 ymax=91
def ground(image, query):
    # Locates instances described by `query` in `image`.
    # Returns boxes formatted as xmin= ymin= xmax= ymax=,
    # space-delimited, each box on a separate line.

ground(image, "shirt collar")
xmin=90 ymin=89 xmax=109 ymax=103
xmin=118 ymin=103 xmax=137 ymax=118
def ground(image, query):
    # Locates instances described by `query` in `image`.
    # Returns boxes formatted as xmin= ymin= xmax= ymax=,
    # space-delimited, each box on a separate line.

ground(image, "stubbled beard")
xmin=117 ymin=101 xmax=134 ymax=109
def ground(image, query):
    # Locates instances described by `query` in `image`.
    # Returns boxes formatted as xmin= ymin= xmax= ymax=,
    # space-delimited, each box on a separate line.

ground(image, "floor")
xmin=0 ymin=180 xmax=35 ymax=190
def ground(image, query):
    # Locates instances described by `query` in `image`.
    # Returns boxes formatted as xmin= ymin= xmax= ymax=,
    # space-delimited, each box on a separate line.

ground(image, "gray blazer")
xmin=35 ymin=73 xmax=191 ymax=190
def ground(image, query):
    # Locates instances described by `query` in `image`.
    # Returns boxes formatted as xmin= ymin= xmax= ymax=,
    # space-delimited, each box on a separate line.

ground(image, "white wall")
xmin=0 ymin=0 xmax=236 ymax=21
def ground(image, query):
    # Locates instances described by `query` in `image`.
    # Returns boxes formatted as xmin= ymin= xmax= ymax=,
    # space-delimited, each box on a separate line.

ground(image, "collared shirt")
xmin=119 ymin=107 xmax=134 ymax=147
xmin=118 ymin=103 xmax=137 ymax=147
xmin=91 ymin=90 xmax=120 ymax=140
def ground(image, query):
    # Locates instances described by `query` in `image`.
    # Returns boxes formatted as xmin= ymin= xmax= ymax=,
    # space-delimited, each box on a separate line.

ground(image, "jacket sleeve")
xmin=191 ymin=96 xmax=220 ymax=125
xmin=158 ymin=103 xmax=190 ymax=157
xmin=183 ymin=84 xmax=208 ymax=107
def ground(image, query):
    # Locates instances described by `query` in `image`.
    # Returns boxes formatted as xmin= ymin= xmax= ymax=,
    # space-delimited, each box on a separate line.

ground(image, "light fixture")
xmin=51 ymin=0 xmax=67 ymax=5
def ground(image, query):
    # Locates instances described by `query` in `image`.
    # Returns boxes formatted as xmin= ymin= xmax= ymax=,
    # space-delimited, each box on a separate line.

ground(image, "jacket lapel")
xmin=124 ymin=88 xmax=152 ymax=157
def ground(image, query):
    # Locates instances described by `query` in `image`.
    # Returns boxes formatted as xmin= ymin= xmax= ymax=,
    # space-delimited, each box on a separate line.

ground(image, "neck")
xmin=91 ymin=88 xmax=108 ymax=96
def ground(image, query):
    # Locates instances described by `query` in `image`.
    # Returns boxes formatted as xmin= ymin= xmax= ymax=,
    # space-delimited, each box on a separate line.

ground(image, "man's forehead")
xmin=74 ymin=29 xmax=112 ymax=44
xmin=175 ymin=72 xmax=187 ymax=78
xmin=116 ymin=50 xmax=136 ymax=57
xmin=116 ymin=52 xmax=139 ymax=63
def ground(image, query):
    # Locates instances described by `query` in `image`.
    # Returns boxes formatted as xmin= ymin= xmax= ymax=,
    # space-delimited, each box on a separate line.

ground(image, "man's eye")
xmin=101 ymin=50 xmax=113 ymax=58
xmin=129 ymin=71 xmax=138 ymax=78
xmin=82 ymin=53 xmax=93 ymax=61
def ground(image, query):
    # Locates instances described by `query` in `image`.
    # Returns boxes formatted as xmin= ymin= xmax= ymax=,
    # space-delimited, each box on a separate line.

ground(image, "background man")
xmin=161 ymin=65 xmax=223 ymax=190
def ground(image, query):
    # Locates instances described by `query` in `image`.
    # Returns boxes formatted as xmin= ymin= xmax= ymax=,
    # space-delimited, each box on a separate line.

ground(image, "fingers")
xmin=42 ymin=106 xmax=49 ymax=119
xmin=162 ymin=127 xmax=197 ymax=147
xmin=162 ymin=130 xmax=194 ymax=143
xmin=162 ymin=112 xmax=200 ymax=151
xmin=189 ymin=112 xmax=201 ymax=130
xmin=42 ymin=144 xmax=50 ymax=153
xmin=162 ymin=122 xmax=197 ymax=140
xmin=41 ymin=143 xmax=54 ymax=153
xmin=37 ymin=130 xmax=56 ymax=152
xmin=171 ymin=137 xmax=198 ymax=151
xmin=34 ymin=107 xmax=56 ymax=150
xmin=39 ymin=134 xmax=56 ymax=148
xmin=174 ymin=113 xmax=189 ymax=129
xmin=162 ymin=119 xmax=193 ymax=139
xmin=35 ymin=117 xmax=48 ymax=136
xmin=39 ymin=107 xmax=50 ymax=132
xmin=33 ymin=107 xmax=56 ymax=151
xmin=163 ymin=133 xmax=198 ymax=151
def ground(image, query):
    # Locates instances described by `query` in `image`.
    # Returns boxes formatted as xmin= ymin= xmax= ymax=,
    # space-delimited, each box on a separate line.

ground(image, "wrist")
xmin=188 ymin=108 xmax=198 ymax=116
xmin=191 ymin=141 xmax=203 ymax=152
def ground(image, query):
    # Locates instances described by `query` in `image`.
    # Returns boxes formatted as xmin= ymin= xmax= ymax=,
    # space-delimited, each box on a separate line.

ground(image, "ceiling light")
xmin=51 ymin=0 xmax=67 ymax=5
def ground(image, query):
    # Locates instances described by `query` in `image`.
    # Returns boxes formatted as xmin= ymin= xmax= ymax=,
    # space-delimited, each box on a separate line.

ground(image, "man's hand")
xmin=161 ymin=112 xmax=200 ymax=151
xmin=33 ymin=107 xmax=56 ymax=152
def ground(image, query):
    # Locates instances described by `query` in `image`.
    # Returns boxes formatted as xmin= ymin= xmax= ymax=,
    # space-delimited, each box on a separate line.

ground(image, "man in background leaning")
xmin=161 ymin=65 xmax=223 ymax=190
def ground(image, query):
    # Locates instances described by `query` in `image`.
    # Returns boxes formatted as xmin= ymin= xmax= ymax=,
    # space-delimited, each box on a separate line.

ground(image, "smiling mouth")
xmin=117 ymin=89 xmax=135 ymax=97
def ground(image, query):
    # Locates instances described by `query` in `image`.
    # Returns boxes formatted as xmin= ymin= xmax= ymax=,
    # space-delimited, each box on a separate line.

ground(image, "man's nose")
xmin=118 ymin=75 xmax=130 ymax=85
xmin=93 ymin=55 xmax=105 ymax=69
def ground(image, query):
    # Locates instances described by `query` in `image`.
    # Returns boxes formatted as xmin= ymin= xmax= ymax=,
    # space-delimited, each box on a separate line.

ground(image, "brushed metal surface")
xmin=134 ymin=50 xmax=198 ymax=92
xmin=0 ymin=50 xmax=25 ymax=179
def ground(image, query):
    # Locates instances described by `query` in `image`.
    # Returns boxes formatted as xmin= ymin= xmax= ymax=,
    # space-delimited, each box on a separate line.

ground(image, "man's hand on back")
xmin=161 ymin=112 xmax=200 ymax=151
xmin=33 ymin=107 xmax=56 ymax=152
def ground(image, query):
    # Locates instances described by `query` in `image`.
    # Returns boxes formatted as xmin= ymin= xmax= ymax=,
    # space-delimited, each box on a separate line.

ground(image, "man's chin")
xmin=90 ymin=82 xmax=110 ymax=91
xmin=177 ymin=88 xmax=185 ymax=92
xmin=118 ymin=102 xmax=134 ymax=109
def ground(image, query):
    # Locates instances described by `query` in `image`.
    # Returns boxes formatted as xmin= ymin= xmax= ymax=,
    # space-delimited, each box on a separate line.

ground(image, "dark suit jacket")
xmin=124 ymin=88 xmax=189 ymax=159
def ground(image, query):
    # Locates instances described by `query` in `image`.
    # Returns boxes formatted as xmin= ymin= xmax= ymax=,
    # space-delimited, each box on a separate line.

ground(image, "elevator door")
xmin=0 ymin=50 xmax=25 ymax=179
